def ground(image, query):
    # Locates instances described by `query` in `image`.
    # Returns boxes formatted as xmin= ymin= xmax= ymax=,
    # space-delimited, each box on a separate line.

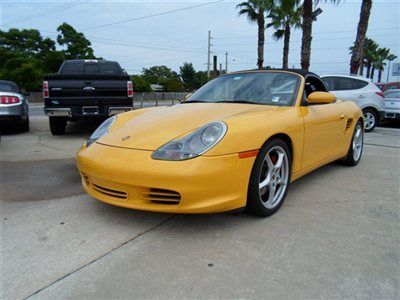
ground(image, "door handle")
xmin=340 ymin=114 xmax=345 ymax=119
xmin=358 ymin=95 xmax=365 ymax=98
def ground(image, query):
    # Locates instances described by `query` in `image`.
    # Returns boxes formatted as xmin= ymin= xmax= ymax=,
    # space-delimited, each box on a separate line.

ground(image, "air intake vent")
xmin=345 ymin=118 xmax=353 ymax=131
xmin=81 ymin=172 xmax=90 ymax=186
xmin=145 ymin=188 xmax=181 ymax=204
xmin=92 ymin=184 xmax=128 ymax=199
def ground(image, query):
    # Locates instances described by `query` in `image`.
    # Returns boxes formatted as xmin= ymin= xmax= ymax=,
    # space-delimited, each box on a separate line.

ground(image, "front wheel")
xmin=342 ymin=120 xmax=364 ymax=166
xmin=246 ymin=138 xmax=291 ymax=217
xmin=363 ymin=108 xmax=377 ymax=132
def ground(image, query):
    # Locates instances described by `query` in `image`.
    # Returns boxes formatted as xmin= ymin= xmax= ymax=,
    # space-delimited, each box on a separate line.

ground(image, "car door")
xmin=301 ymin=77 xmax=347 ymax=169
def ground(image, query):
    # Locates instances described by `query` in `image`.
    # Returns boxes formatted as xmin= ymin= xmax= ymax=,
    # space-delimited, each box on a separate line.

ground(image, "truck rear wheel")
xmin=49 ymin=117 xmax=67 ymax=135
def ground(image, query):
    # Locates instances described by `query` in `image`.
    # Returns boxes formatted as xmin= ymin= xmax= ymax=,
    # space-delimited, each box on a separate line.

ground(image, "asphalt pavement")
xmin=1 ymin=113 xmax=399 ymax=299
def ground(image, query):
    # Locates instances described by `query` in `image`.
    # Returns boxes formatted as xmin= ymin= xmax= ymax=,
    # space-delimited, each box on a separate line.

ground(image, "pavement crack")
xmin=24 ymin=214 xmax=176 ymax=299
xmin=37 ymin=133 xmax=62 ymax=151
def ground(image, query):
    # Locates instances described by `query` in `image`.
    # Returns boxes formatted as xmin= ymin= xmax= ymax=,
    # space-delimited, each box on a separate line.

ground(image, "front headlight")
xmin=152 ymin=121 xmax=227 ymax=161
xmin=86 ymin=116 xmax=116 ymax=147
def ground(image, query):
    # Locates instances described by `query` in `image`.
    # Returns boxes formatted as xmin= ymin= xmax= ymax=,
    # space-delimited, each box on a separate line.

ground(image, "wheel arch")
xmin=263 ymin=133 xmax=293 ymax=163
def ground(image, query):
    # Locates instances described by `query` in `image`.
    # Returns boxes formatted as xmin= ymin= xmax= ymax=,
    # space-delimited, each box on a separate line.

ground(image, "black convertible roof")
xmin=254 ymin=68 xmax=319 ymax=78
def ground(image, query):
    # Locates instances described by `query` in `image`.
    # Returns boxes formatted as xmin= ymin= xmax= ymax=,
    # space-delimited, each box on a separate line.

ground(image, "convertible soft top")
xmin=251 ymin=68 xmax=319 ymax=78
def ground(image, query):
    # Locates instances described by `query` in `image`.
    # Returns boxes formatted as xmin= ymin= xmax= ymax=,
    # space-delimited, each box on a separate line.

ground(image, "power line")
xmin=214 ymin=27 xmax=399 ymax=40
xmin=2 ymin=0 xmax=90 ymax=27
xmin=82 ymin=0 xmax=224 ymax=31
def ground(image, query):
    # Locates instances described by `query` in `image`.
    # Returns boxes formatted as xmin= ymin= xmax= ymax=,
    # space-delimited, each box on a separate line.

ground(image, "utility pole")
xmin=207 ymin=30 xmax=212 ymax=79
xmin=219 ymin=63 xmax=222 ymax=75
xmin=225 ymin=51 xmax=228 ymax=73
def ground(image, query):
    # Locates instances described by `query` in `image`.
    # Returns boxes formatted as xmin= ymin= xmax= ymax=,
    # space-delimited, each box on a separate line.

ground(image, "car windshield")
xmin=187 ymin=72 xmax=300 ymax=106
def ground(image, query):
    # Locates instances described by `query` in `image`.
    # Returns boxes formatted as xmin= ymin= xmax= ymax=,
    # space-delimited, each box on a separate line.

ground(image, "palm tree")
xmin=237 ymin=0 xmax=274 ymax=69
xmin=300 ymin=0 xmax=313 ymax=70
xmin=349 ymin=37 xmax=378 ymax=77
xmin=349 ymin=0 xmax=373 ymax=74
xmin=267 ymin=0 xmax=302 ymax=68
xmin=363 ymin=38 xmax=379 ymax=78
xmin=374 ymin=47 xmax=390 ymax=82
xmin=386 ymin=53 xmax=398 ymax=82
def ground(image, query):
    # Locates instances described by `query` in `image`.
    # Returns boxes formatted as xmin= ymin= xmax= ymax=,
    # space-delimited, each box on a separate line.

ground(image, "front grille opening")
xmin=92 ymin=184 xmax=127 ymax=200
xmin=145 ymin=188 xmax=181 ymax=204
xmin=81 ymin=172 xmax=90 ymax=185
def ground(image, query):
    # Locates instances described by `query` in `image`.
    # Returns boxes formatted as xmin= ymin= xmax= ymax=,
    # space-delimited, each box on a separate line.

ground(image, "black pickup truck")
xmin=43 ymin=59 xmax=133 ymax=135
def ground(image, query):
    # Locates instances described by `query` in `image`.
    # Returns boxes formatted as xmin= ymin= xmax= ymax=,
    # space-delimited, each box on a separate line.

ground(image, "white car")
xmin=321 ymin=75 xmax=385 ymax=132
xmin=384 ymin=89 xmax=400 ymax=120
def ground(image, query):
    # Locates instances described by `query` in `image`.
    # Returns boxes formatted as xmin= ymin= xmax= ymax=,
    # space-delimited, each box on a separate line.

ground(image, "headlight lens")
xmin=152 ymin=121 xmax=227 ymax=161
xmin=86 ymin=116 xmax=116 ymax=147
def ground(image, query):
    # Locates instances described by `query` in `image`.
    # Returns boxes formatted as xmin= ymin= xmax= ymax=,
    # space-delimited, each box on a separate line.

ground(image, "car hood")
xmin=97 ymin=103 xmax=281 ymax=150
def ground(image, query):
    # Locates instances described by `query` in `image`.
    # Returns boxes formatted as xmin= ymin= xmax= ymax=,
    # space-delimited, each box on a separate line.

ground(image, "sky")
xmin=1 ymin=0 xmax=399 ymax=81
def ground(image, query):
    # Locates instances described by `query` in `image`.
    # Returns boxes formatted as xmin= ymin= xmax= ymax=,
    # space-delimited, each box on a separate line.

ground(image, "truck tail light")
xmin=127 ymin=81 xmax=133 ymax=97
xmin=375 ymin=91 xmax=384 ymax=98
xmin=43 ymin=81 xmax=49 ymax=98
xmin=1 ymin=96 xmax=20 ymax=104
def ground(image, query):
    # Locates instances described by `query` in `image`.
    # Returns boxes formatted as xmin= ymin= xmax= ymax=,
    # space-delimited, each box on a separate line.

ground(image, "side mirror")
xmin=307 ymin=91 xmax=336 ymax=104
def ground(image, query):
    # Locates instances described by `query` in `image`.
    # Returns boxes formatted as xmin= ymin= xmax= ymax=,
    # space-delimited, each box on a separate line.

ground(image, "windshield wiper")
xmin=215 ymin=100 xmax=259 ymax=104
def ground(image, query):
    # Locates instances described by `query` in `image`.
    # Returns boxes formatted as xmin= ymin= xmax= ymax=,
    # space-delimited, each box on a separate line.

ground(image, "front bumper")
xmin=76 ymin=143 xmax=255 ymax=213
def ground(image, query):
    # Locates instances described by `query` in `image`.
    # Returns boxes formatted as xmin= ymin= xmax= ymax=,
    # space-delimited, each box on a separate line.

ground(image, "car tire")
xmin=246 ymin=138 xmax=291 ymax=217
xmin=49 ymin=117 xmax=67 ymax=135
xmin=20 ymin=117 xmax=29 ymax=133
xmin=342 ymin=120 xmax=364 ymax=166
xmin=363 ymin=108 xmax=377 ymax=132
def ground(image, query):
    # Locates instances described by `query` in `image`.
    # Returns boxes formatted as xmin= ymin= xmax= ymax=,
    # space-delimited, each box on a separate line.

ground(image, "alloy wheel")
xmin=353 ymin=123 xmax=363 ymax=161
xmin=364 ymin=112 xmax=375 ymax=130
xmin=258 ymin=146 xmax=289 ymax=209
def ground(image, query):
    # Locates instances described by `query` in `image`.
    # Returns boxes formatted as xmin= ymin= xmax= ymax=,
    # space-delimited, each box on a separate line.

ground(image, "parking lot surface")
xmin=1 ymin=114 xmax=399 ymax=299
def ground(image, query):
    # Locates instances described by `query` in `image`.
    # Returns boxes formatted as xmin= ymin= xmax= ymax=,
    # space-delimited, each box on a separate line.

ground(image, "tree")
xmin=164 ymin=78 xmax=185 ymax=92
xmin=57 ymin=22 xmax=95 ymax=59
xmin=0 ymin=28 xmax=64 ymax=90
xmin=349 ymin=0 xmax=372 ymax=74
xmin=180 ymin=62 xmax=197 ymax=90
xmin=300 ymin=0 xmax=313 ymax=70
xmin=386 ymin=54 xmax=398 ymax=82
xmin=267 ymin=0 xmax=302 ymax=68
xmin=131 ymin=75 xmax=152 ymax=92
xmin=237 ymin=0 xmax=274 ymax=69
xmin=142 ymin=65 xmax=179 ymax=84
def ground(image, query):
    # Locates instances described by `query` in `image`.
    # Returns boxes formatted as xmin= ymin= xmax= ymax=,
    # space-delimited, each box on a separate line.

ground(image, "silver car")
xmin=0 ymin=80 xmax=29 ymax=132
xmin=321 ymin=75 xmax=385 ymax=132
xmin=384 ymin=89 xmax=400 ymax=120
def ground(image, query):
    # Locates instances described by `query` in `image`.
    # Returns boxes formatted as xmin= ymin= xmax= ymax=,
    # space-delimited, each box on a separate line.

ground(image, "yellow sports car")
xmin=77 ymin=69 xmax=364 ymax=216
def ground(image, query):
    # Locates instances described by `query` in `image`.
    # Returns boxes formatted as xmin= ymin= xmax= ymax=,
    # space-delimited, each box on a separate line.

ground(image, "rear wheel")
xmin=342 ymin=120 xmax=364 ymax=166
xmin=363 ymin=108 xmax=377 ymax=132
xmin=49 ymin=117 xmax=67 ymax=135
xmin=246 ymin=138 xmax=291 ymax=217
xmin=20 ymin=117 xmax=29 ymax=132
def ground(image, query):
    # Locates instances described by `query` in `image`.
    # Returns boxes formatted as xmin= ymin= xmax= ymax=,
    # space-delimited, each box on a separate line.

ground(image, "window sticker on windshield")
xmin=233 ymin=76 xmax=242 ymax=80
xmin=272 ymin=96 xmax=280 ymax=102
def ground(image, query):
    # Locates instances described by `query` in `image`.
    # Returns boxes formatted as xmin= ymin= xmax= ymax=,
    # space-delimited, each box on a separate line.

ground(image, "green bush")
xmin=131 ymin=75 xmax=152 ymax=92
